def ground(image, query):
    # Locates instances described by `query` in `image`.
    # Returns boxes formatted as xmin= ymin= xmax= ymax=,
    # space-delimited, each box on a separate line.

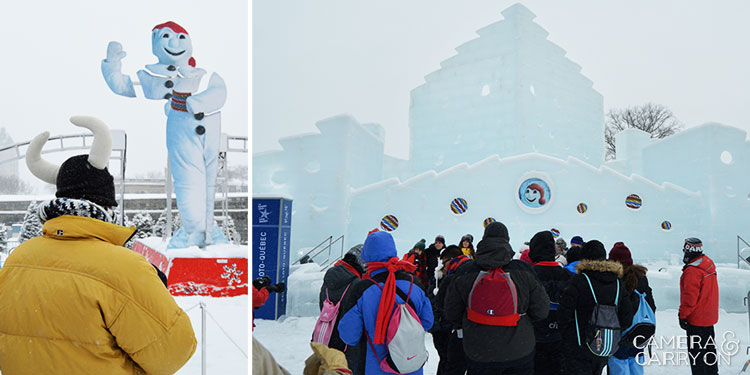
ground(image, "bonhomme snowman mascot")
xmin=101 ymin=21 xmax=227 ymax=248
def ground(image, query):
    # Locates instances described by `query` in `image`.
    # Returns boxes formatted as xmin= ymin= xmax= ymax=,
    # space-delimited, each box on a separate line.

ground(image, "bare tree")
xmin=605 ymin=103 xmax=682 ymax=160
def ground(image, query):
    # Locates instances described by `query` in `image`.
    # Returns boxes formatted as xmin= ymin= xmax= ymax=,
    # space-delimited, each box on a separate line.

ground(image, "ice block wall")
xmin=347 ymin=153 xmax=707 ymax=262
xmin=253 ymin=115 xmax=385 ymax=258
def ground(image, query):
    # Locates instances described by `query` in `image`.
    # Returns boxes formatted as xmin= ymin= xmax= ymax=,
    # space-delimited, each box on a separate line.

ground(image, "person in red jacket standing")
xmin=679 ymin=237 xmax=719 ymax=375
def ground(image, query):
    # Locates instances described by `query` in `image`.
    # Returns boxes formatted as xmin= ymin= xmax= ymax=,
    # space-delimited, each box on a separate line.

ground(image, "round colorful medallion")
xmin=380 ymin=215 xmax=399 ymax=231
xmin=450 ymin=198 xmax=468 ymax=215
xmin=626 ymin=194 xmax=642 ymax=209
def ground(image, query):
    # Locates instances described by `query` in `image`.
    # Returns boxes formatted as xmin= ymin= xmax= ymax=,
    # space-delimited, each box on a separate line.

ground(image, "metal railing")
xmin=184 ymin=301 xmax=247 ymax=375
xmin=0 ymin=131 xmax=127 ymax=225
xmin=744 ymin=291 xmax=750 ymax=366
xmin=738 ymin=235 xmax=750 ymax=269
xmin=293 ymin=235 xmax=345 ymax=267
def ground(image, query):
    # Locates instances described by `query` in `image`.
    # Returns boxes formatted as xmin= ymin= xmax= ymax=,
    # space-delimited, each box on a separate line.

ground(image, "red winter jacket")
xmin=679 ymin=255 xmax=719 ymax=326
xmin=252 ymin=287 xmax=269 ymax=331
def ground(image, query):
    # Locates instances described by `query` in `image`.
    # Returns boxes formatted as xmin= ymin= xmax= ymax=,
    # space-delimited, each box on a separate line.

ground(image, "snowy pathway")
xmin=254 ymin=310 xmax=750 ymax=375
xmin=176 ymin=296 xmax=248 ymax=374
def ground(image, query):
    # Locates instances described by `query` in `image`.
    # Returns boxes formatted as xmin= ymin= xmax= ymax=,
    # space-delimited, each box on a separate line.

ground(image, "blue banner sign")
xmin=252 ymin=197 xmax=292 ymax=320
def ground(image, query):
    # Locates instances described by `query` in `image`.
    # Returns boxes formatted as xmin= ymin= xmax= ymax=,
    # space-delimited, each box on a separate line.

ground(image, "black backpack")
xmin=575 ymin=273 xmax=621 ymax=357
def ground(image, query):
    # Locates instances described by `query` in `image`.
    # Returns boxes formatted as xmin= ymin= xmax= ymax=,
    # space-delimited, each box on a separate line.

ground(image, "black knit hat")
xmin=55 ymin=155 xmax=118 ymax=207
xmin=683 ymin=237 xmax=704 ymax=263
xmin=683 ymin=237 xmax=703 ymax=254
xmin=581 ymin=240 xmax=606 ymax=261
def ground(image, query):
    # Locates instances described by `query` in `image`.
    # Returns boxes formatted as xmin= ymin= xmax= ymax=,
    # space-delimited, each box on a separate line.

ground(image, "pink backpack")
xmin=312 ymin=284 xmax=351 ymax=346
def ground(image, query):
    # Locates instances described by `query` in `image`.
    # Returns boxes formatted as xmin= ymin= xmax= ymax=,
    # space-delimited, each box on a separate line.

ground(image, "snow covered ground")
xmin=175 ymin=296 xmax=248 ymax=374
xmin=254 ymin=261 xmax=750 ymax=374
xmin=254 ymin=310 xmax=750 ymax=375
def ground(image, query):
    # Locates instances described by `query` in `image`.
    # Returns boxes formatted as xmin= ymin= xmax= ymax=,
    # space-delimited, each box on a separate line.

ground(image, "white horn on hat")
xmin=69 ymin=116 xmax=112 ymax=170
xmin=25 ymin=131 xmax=59 ymax=185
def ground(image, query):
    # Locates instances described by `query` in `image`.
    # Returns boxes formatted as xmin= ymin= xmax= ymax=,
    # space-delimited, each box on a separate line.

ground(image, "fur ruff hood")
xmin=575 ymin=259 xmax=624 ymax=278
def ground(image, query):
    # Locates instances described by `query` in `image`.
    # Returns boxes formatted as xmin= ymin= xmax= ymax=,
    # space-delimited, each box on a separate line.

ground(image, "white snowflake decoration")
xmin=220 ymin=264 xmax=244 ymax=286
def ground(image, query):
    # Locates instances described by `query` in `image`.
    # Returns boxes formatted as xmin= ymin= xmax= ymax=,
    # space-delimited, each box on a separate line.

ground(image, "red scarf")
xmin=334 ymin=259 xmax=362 ymax=279
xmin=364 ymin=257 xmax=417 ymax=344
xmin=533 ymin=261 xmax=562 ymax=267
xmin=446 ymin=255 xmax=470 ymax=274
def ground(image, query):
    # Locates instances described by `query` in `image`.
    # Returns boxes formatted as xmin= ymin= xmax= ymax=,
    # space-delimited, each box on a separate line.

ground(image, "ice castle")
xmin=253 ymin=3 xmax=750 ymax=263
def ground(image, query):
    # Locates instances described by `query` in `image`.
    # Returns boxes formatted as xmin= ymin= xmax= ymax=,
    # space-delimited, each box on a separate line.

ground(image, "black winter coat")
xmin=317 ymin=259 xmax=363 ymax=352
xmin=532 ymin=262 xmax=572 ymax=343
xmin=558 ymin=259 xmax=633 ymax=360
xmin=444 ymin=237 xmax=549 ymax=363
xmin=434 ymin=257 xmax=474 ymax=333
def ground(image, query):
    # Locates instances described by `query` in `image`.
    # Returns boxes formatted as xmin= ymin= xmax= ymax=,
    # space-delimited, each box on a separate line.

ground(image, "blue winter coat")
xmin=338 ymin=231 xmax=434 ymax=375
xmin=565 ymin=260 xmax=581 ymax=274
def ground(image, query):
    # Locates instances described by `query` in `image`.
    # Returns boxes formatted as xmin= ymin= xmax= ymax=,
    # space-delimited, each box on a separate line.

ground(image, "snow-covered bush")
xmin=0 ymin=223 xmax=8 ymax=253
xmin=153 ymin=209 xmax=180 ymax=237
xmin=19 ymin=201 xmax=42 ymax=243
xmin=131 ymin=211 xmax=155 ymax=239
xmin=221 ymin=215 xmax=240 ymax=244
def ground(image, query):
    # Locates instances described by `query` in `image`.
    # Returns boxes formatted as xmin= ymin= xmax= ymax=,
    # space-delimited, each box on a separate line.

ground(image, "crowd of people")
xmin=253 ymin=221 xmax=721 ymax=375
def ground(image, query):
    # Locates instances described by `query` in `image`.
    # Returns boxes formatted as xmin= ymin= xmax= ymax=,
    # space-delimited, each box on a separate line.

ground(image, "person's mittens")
xmin=679 ymin=318 xmax=689 ymax=330
xmin=267 ymin=282 xmax=286 ymax=293
xmin=253 ymin=276 xmax=272 ymax=290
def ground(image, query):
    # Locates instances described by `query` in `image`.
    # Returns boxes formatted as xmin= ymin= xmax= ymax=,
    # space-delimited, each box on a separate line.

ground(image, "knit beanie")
xmin=482 ymin=222 xmax=508 ymax=240
xmin=461 ymin=233 xmax=475 ymax=244
xmin=683 ymin=237 xmax=704 ymax=263
xmin=609 ymin=242 xmax=633 ymax=266
xmin=434 ymin=235 xmax=446 ymax=245
xmin=570 ymin=236 xmax=584 ymax=246
xmin=581 ymin=240 xmax=606 ymax=261
xmin=414 ymin=238 xmax=426 ymax=251
xmin=55 ymin=155 xmax=118 ymax=207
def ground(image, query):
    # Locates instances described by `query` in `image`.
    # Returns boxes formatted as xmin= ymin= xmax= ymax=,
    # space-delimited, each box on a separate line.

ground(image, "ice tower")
xmin=408 ymin=4 xmax=604 ymax=175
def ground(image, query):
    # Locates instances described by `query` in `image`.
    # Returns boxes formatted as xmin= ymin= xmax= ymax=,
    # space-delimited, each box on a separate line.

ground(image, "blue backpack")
xmin=621 ymin=290 xmax=656 ymax=348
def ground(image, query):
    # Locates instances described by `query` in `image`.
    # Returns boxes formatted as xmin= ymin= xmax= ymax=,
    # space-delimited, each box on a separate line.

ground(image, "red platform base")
xmin=131 ymin=240 xmax=248 ymax=297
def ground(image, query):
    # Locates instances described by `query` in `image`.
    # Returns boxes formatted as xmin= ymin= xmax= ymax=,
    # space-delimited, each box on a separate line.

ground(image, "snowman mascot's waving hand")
xmin=101 ymin=21 xmax=227 ymax=248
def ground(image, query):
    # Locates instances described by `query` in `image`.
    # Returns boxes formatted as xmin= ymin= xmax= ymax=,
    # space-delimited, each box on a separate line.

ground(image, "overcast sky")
xmin=253 ymin=0 xmax=750 ymax=160
xmin=1 ymin=0 xmax=247 ymax=189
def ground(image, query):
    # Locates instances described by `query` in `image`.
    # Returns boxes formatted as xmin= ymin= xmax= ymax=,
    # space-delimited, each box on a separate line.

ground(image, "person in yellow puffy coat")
xmin=0 ymin=116 xmax=196 ymax=375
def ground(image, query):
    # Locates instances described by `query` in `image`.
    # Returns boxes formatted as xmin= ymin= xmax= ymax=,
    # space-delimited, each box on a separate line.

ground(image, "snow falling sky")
xmin=0 ymin=0 xmax=247 ymax=188
xmin=253 ymin=0 xmax=750 ymax=159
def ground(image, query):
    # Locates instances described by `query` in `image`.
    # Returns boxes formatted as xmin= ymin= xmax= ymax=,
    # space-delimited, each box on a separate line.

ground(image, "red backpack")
xmin=467 ymin=267 xmax=520 ymax=326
